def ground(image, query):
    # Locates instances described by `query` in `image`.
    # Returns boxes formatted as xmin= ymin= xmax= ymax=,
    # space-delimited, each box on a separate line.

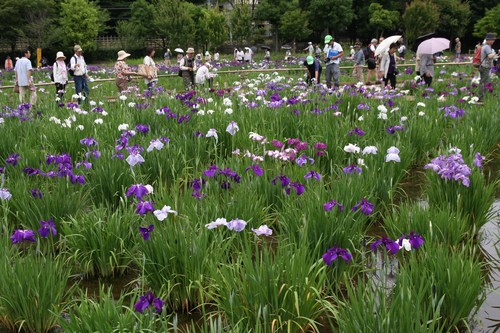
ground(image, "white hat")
xmin=308 ymin=42 xmax=312 ymax=45
xmin=205 ymin=62 xmax=212 ymax=68
xmin=55 ymin=51 xmax=66 ymax=60
xmin=117 ymin=50 xmax=131 ymax=61
xmin=205 ymin=51 xmax=210 ymax=55
xmin=74 ymin=44 xmax=83 ymax=52
xmin=186 ymin=47 xmax=195 ymax=54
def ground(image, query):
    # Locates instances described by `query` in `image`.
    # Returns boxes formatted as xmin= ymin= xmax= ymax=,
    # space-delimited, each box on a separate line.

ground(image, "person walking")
xmin=365 ymin=38 xmax=377 ymax=84
xmin=115 ymin=50 xmax=137 ymax=93
xmin=70 ymin=45 xmax=89 ymax=104
xmin=380 ymin=43 xmax=398 ymax=89
xmin=14 ymin=49 xmax=37 ymax=106
xmin=53 ymin=51 xmax=68 ymax=100
xmin=323 ymin=34 xmax=344 ymax=89
xmin=304 ymin=42 xmax=314 ymax=56
xmin=419 ymin=53 xmax=435 ymax=87
xmin=179 ymin=47 xmax=197 ymax=91
xmin=303 ymin=55 xmax=322 ymax=86
xmin=143 ymin=47 xmax=158 ymax=92
xmin=353 ymin=42 xmax=365 ymax=84
xmin=477 ymin=33 xmax=498 ymax=102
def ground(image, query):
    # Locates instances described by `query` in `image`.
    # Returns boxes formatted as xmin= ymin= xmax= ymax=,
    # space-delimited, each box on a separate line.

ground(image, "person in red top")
xmin=4 ymin=56 xmax=13 ymax=70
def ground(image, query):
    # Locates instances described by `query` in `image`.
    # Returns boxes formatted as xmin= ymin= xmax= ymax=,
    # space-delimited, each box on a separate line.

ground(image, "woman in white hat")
xmin=53 ymin=51 xmax=68 ymax=99
xmin=115 ymin=50 xmax=137 ymax=93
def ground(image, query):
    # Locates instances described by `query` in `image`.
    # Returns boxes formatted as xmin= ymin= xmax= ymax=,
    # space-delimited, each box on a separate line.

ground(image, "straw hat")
xmin=186 ymin=47 xmax=195 ymax=54
xmin=74 ymin=45 xmax=83 ymax=52
xmin=117 ymin=50 xmax=131 ymax=61
xmin=55 ymin=51 xmax=66 ymax=60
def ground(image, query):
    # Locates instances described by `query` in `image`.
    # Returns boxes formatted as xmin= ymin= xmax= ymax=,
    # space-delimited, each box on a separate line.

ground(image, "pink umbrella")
xmin=416 ymin=38 xmax=450 ymax=54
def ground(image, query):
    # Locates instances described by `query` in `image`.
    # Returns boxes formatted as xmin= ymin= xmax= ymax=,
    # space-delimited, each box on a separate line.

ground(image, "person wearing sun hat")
xmin=53 ymin=51 xmax=68 ymax=99
xmin=303 ymin=55 xmax=322 ymax=86
xmin=70 ymin=44 xmax=89 ymax=104
xmin=477 ymin=32 xmax=498 ymax=102
xmin=323 ymin=34 xmax=344 ymax=89
xmin=115 ymin=50 xmax=137 ymax=93
xmin=179 ymin=47 xmax=197 ymax=91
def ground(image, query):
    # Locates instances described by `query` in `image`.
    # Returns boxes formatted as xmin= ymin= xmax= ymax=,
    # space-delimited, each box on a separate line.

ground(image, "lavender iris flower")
xmin=285 ymin=182 xmax=305 ymax=196
xmin=79 ymin=137 xmax=97 ymax=146
xmin=343 ymin=164 xmax=362 ymax=175
xmin=398 ymin=231 xmax=424 ymax=250
xmin=351 ymin=198 xmax=374 ymax=215
xmin=370 ymin=236 xmax=399 ymax=255
xmin=0 ymin=188 xmax=12 ymax=200
xmin=136 ymin=124 xmax=150 ymax=134
xmin=38 ymin=218 xmax=57 ymax=238
xmin=30 ymin=188 xmax=43 ymax=199
xmin=304 ymin=170 xmax=321 ymax=180
xmin=227 ymin=218 xmax=247 ymax=232
xmin=348 ymin=128 xmax=365 ymax=136
xmin=10 ymin=229 xmax=36 ymax=244
xmin=139 ymin=224 xmax=155 ymax=240
xmin=203 ymin=164 xmax=220 ymax=177
xmin=322 ymin=245 xmax=352 ymax=265
xmin=473 ymin=152 xmax=483 ymax=169
xmin=251 ymin=225 xmax=273 ymax=236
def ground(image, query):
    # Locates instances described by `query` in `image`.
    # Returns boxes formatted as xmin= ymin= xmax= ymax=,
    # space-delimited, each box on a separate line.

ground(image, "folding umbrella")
xmin=260 ymin=46 xmax=271 ymax=50
xmin=412 ymin=32 xmax=435 ymax=52
xmin=174 ymin=48 xmax=184 ymax=53
xmin=374 ymin=35 xmax=402 ymax=57
xmin=416 ymin=38 xmax=450 ymax=55
xmin=281 ymin=45 xmax=292 ymax=50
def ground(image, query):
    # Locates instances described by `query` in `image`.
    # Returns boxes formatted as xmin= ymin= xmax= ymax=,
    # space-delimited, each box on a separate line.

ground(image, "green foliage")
xmin=230 ymin=4 xmax=254 ymax=44
xmin=368 ymin=3 xmax=400 ymax=37
xmin=152 ymin=0 xmax=195 ymax=48
xmin=473 ymin=4 xmax=500 ymax=38
xmin=432 ymin=0 xmax=471 ymax=39
xmin=0 ymin=251 xmax=70 ymax=333
xmin=116 ymin=0 xmax=155 ymax=49
xmin=60 ymin=0 xmax=108 ymax=51
xmin=307 ymin=0 xmax=354 ymax=35
xmin=203 ymin=9 xmax=228 ymax=50
xmin=402 ymin=0 xmax=440 ymax=46
xmin=279 ymin=9 xmax=312 ymax=43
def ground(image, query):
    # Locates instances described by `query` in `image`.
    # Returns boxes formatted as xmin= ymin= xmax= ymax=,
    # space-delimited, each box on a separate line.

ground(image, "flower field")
xmin=0 ymin=63 xmax=498 ymax=332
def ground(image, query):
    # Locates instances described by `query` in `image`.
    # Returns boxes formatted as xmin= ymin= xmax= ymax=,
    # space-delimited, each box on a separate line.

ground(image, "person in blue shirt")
xmin=323 ymin=35 xmax=343 ymax=89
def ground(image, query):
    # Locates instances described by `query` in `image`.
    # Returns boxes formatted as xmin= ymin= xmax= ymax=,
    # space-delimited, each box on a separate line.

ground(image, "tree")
xmin=473 ymin=4 xmax=500 ymax=38
xmin=368 ymin=3 xmax=400 ymax=38
xmin=203 ymin=9 xmax=228 ymax=50
xmin=230 ymin=4 xmax=253 ymax=44
xmin=279 ymin=9 xmax=312 ymax=44
xmin=21 ymin=0 xmax=60 ymax=49
xmin=60 ymin=0 xmax=108 ymax=51
xmin=402 ymin=0 xmax=440 ymax=47
xmin=152 ymin=0 xmax=195 ymax=49
xmin=307 ymin=0 xmax=354 ymax=36
xmin=432 ymin=0 xmax=470 ymax=39
xmin=116 ymin=0 xmax=154 ymax=49
xmin=255 ymin=0 xmax=294 ymax=47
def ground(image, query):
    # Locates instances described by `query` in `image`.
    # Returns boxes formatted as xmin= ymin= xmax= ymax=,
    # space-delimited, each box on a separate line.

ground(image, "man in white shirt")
xmin=70 ymin=44 xmax=89 ymax=104
xmin=195 ymin=63 xmax=214 ymax=88
xmin=304 ymin=42 xmax=314 ymax=56
xmin=14 ymin=49 xmax=37 ymax=105
xmin=323 ymin=35 xmax=344 ymax=89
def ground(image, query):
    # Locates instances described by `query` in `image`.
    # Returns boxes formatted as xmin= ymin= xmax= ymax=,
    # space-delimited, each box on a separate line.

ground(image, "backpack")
xmin=472 ymin=46 xmax=482 ymax=68
xmin=67 ymin=55 xmax=77 ymax=76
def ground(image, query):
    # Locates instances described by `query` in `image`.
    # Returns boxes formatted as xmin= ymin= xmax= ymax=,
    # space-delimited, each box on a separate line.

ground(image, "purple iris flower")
xmin=245 ymin=164 xmax=264 ymax=176
xmin=85 ymin=150 xmax=101 ymax=159
xmin=191 ymin=178 xmax=206 ymax=191
xmin=304 ymin=170 xmax=321 ymax=180
xmin=295 ymin=141 xmax=308 ymax=151
xmin=285 ymin=182 xmax=305 ymax=196
xmin=76 ymin=161 xmax=92 ymax=169
xmin=79 ymin=137 xmax=98 ymax=146
xmin=323 ymin=200 xmax=345 ymax=212
xmin=134 ymin=291 xmax=164 ymax=314
xmin=135 ymin=124 xmax=150 ymax=134
xmin=69 ymin=173 xmax=85 ymax=185
xmin=398 ymin=231 xmax=425 ymax=250
xmin=348 ymin=128 xmax=365 ymax=136
xmin=139 ymin=224 xmax=155 ymax=240
xmin=322 ymin=245 xmax=352 ymax=265
xmin=343 ymin=164 xmax=362 ymax=175
xmin=0 ymin=188 xmax=12 ymax=200
xmin=38 ymin=218 xmax=57 ymax=238
xmin=272 ymin=174 xmax=290 ymax=187
xmin=473 ymin=152 xmax=483 ymax=169
xmin=351 ymin=198 xmax=374 ymax=215
xmin=5 ymin=153 xmax=21 ymax=166
xmin=227 ymin=218 xmax=247 ymax=232
xmin=314 ymin=142 xmax=327 ymax=150
xmin=10 ymin=229 xmax=36 ymax=244
xmin=370 ymin=236 xmax=399 ymax=255
xmin=30 ymin=188 xmax=43 ymax=199
xmin=272 ymin=140 xmax=284 ymax=149
xmin=136 ymin=201 xmax=155 ymax=215
xmin=386 ymin=125 xmax=405 ymax=134
xmin=126 ymin=184 xmax=150 ymax=201
xmin=191 ymin=190 xmax=206 ymax=200
xmin=296 ymin=154 xmax=314 ymax=166
xmin=203 ymin=164 xmax=220 ymax=177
